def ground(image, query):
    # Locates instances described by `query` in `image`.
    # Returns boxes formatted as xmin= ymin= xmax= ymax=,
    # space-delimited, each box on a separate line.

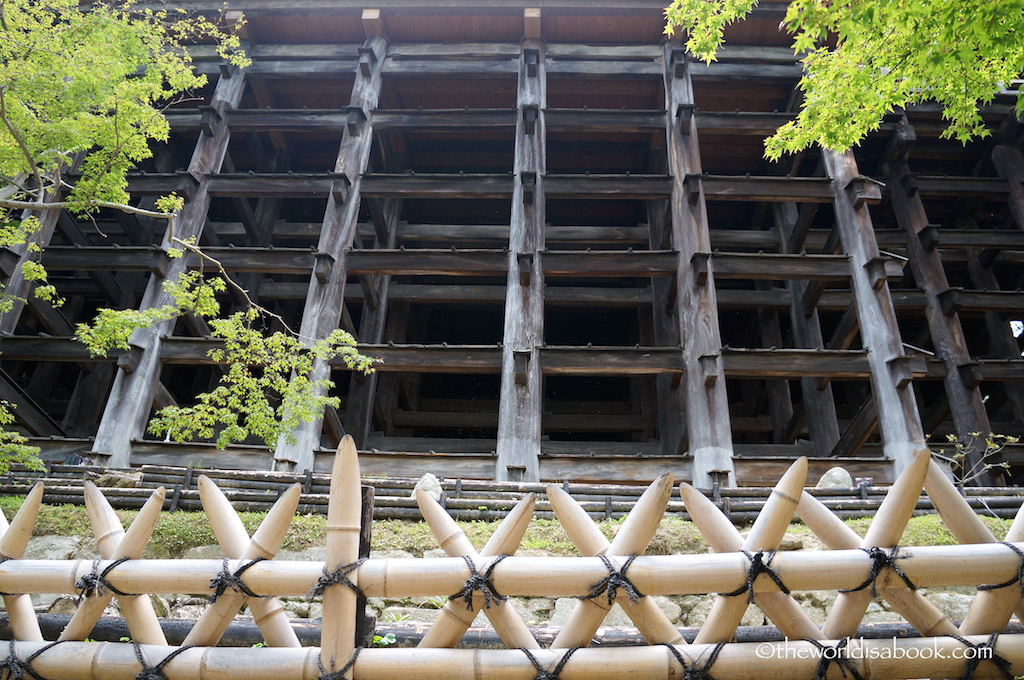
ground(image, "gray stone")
xmin=412 ymin=473 xmax=443 ymax=503
xmin=382 ymin=606 xmax=440 ymax=624
xmin=650 ymin=595 xmax=683 ymax=624
xmin=281 ymin=599 xmax=310 ymax=619
xmin=423 ymin=549 xmax=448 ymax=559
xmin=149 ymin=595 xmax=170 ymax=618
xmin=183 ymin=545 xmax=223 ymax=560
xmin=777 ymin=534 xmax=804 ymax=551
xmin=683 ymin=594 xmax=765 ymax=627
xmin=276 ymin=546 xmax=326 ymax=562
xmin=815 ymin=467 xmax=853 ymax=489
xmin=370 ymin=549 xmax=415 ymax=560
xmin=549 ymin=598 xmax=579 ymax=627
xmin=927 ymin=592 xmax=974 ymax=623
xmin=24 ymin=535 xmax=82 ymax=560
xmin=169 ymin=604 xmax=208 ymax=619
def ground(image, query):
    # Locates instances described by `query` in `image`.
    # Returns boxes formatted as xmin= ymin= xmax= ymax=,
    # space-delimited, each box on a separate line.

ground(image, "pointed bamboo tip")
xmin=652 ymin=471 xmax=675 ymax=493
xmin=331 ymin=434 xmax=360 ymax=481
xmin=677 ymin=482 xmax=703 ymax=507
xmin=151 ymin=486 xmax=167 ymax=502
xmin=20 ymin=482 xmax=44 ymax=509
xmin=774 ymin=456 xmax=809 ymax=497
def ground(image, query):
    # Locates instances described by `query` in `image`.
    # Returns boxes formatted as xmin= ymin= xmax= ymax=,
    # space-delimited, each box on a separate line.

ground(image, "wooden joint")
xmin=864 ymin=256 xmax=900 ymax=289
xmin=691 ymin=251 xmax=710 ymax=285
xmin=670 ymin=48 xmax=688 ymax=78
xmin=845 ymin=175 xmax=884 ymax=208
xmin=0 ymin=246 xmax=21 ymax=278
xmin=523 ymin=105 xmax=539 ymax=135
xmin=958 ymin=362 xmax=983 ymax=389
xmin=899 ymin=172 xmax=919 ymax=197
xmin=684 ymin=173 xmax=702 ymax=205
xmin=521 ymin=171 xmax=536 ymax=204
xmin=218 ymin=63 xmax=233 ymax=80
xmin=524 ymin=8 xmax=541 ymax=40
xmin=676 ymin=103 xmax=695 ymax=135
xmin=362 ymin=9 xmax=384 ymax=36
xmin=523 ymin=48 xmax=540 ymax=77
xmin=198 ymin=104 xmax=223 ymax=137
xmin=358 ymin=46 xmax=378 ymax=77
xmin=345 ymin=106 xmax=368 ymax=136
xmin=917 ymin=225 xmax=939 ymax=252
xmin=117 ymin=343 xmax=145 ymax=375
xmin=331 ymin=174 xmax=352 ymax=203
xmin=699 ymin=353 xmax=720 ymax=387
xmin=887 ymin=355 xmax=915 ymax=389
xmin=938 ymin=287 xmax=962 ymax=316
xmin=517 ymin=252 xmax=533 ymax=286
xmin=513 ymin=349 xmax=531 ymax=385
xmin=177 ymin=173 xmax=200 ymax=203
xmin=506 ymin=465 xmax=526 ymax=482
xmin=314 ymin=252 xmax=335 ymax=284
xmin=670 ymin=371 xmax=683 ymax=389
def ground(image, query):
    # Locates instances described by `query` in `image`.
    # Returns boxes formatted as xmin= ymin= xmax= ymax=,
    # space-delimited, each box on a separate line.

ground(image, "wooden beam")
xmin=373 ymin=109 xmax=517 ymax=130
xmin=699 ymin=175 xmax=835 ymax=203
xmin=360 ymin=174 xmax=514 ymax=198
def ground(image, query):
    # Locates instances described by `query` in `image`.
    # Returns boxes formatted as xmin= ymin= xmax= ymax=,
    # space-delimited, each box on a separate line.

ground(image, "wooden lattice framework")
xmin=1 ymin=1 xmax=1023 ymax=486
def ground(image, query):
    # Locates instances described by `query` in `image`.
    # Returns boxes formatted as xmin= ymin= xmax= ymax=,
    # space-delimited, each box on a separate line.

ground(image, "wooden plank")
xmin=543 ymin=174 xmax=672 ymax=198
xmin=538 ymin=346 xmax=684 ymax=375
xmin=372 ymin=109 xmax=517 ymax=130
xmin=699 ymin=175 xmax=835 ymax=202
xmin=346 ymin=249 xmax=508 ymax=276
xmin=913 ymin=176 xmax=1010 ymax=197
xmin=383 ymin=59 xmax=518 ymax=76
xmin=206 ymin=173 xmax=349 ymax=197
xmin=938 ymin=288 xmax=1024 ymax=313
xmin=546 ymin=61 xmax=661 ymax=77
xmin=544 ymin=109 xmax=665 ymax=133
xmin=540 ymin=250 xmax=677 ymax=276
xmin=721 ymin=348 xmax=871 ymax=379
xmin=695 ymin=112 xmax=795 ymax=136
xmin=711 ymin=252 xmax=850 ymax=280
xmin=360 ymin=174 xmax=514 ymax=198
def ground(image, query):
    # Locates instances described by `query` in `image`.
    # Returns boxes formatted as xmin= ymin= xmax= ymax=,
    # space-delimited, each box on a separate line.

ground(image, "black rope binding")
xmin=0 ymin=639 xmax=67 ymax=680
xmin=133 ymin=643 xmax=195 ymax=680
xmin=950 ymin=634 xmax=1014 ymax=680
xmin=977 ymin=543 xmax=1024 ymax=593
xmin=75 ymin=557 xmax=134 ymax=603
xmin=719 ymin=550 xmax=789 ymax=604
xmin=520 ymin=647 xmax=581 ymax=680
xmin=839 ymin=547 xmax=917 ymax=598
xmin=316 ymin=646 xmax=361 ymax=680
xmin=308 ymin=557 xmax=367 ymax=600
xmin=805 ymin=638 xmax=863 ymax=680
xmin=208 ymin=558 xmax=266 ymax=603
xmin=579 ymin=554 xmax=644 ymax=606
xmin=448 ymin=554 xmax=508 ymax=610
xmin=660 ymin=641 xmax=727 ymax=680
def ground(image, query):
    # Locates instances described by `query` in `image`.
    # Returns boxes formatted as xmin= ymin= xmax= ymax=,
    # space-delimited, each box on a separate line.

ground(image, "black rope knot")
xmin=951 ymin=634 xmax=1014 ymax=680
xmin=977 ymin=543 xmax=1024 ymax=593
xmin=520 ymin=647 xmax=580 ymax=680
xmin=806 ymin=638 xmax=863 ymax=680
xmin=449 ymin=554 xmax=508 ymax=610
xmin=317 ymin=646 xmax=361 ymax=680
xmin=74 ymin=558 xmax=133 ymax=603
xmin=1 ymin=640 xmax=66 ymax=680
xmin=661 ymin=641 xmax=727 ymax=680
xmin=133 ymin=643 xmax=194 ymax=680
xmin=720 ymin=550 xmax=789 ymax=603
xmin=580 ymin=554 xmax=643 ymax=606
xmin=839 ymin=546 xmax=916 ymax=597
xmin=208 ymin=558 xmax=266 ymax=603
xmin=309 ymin=557 xmax=366 ymax=600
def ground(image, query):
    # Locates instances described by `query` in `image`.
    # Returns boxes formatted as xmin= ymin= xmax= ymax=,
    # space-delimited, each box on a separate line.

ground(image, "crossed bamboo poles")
xmin=2 ymin=437 xmax=1024 ymax=680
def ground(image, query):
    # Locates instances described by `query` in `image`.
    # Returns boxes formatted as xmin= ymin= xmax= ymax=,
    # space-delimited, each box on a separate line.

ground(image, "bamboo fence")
xmin=1 ymin=438 xmax=1024 ymax=679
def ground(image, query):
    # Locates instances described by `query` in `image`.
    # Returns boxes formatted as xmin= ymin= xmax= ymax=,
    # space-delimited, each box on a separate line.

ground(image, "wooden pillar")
xmin=495 ymin=19 xmax=545 ymax=482
xmin=344 ymin=198 xmax=401 ymax=446
xmin=664 ymin=47 xmax=735 ymax=487
xmin=90 ymin=67 xmax=247 ymax=467
xmin=648 ymin=200 xmax=685 ymax=455
xmin=774 ymin=203 xmax=841 ymax=455
xmin=273 ymin=31 xmax=388 ymax=472
xmin=823 ymin=149 xmax=925 ymax=476
xmin=885 ymin=123 xmax=997 ymax=484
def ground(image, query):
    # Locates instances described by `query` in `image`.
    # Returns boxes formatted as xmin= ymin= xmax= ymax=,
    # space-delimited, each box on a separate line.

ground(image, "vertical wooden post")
xmin=91 ymin=67 xmax=246 ymax=467
xmin=648 ymin=200 xmax=685 ymax=455
xmin=773 ymin=203 xmax=841 ymax=454
xmin=663 ymin=47 xmax=735 ymax=486
xmin=885 ymin=122 xmax=995 ymax=484
xmin=823 ymin=149 xmax=925 ymax=475
xmin=273 ymin=32 xmax=388 ymax=472
xmin=496 ymin=15 xmax=546 ymax=482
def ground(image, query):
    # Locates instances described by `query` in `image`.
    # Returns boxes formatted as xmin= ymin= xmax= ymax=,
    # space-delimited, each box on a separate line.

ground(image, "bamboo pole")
xmin=0 ymin=482 xmax=43 ymax=641
xmin=57 ymin=483 xmax=167 ymax=644
xmin=924 ymin=460 xmax=1024 ymax=625
xmin=678 ymin=477 xmax=821 ymax=641
xmin=551 ymin=473 xmax=675 ymax=649
xmin=546 ymin=480 xmax=684 ymax=645
xmin=692 ymin=457 xmax=808 ymax=644
xmin=320 ymin=435 xmax=362 ymax=677
xmin=960 ymin=499 xmax=1024 ymax=635
xmin=417 ymin=490 xmax=538 ymax=649
xmin=182 ymin=482 xmax=301 ymax=647
xmin=197 ymin=475 xmax=301 ymax=647
xmin=823 ymin=449 xmax=932 ymax=639
xmin=4 ymin=543 xmax=1024 ymax=599
xmin=8 ymin=635 xmax=1024 ymax=680
xmin=796 ymin=490 xmax=957 ymax=636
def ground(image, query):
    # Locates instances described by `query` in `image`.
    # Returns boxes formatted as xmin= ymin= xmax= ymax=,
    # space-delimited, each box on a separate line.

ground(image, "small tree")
xmin=0 ymin=0 xmax=375 ymax=466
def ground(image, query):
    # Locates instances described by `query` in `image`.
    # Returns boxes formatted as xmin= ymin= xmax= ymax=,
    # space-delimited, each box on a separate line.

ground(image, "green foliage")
xmin=0 ymin=401 xmax=42 ymax=473
xmin=664 ymin=0 xmax=1024 ymax=157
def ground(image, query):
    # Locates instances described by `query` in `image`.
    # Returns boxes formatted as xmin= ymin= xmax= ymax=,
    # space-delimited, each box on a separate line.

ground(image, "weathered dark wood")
xmin=911 ymin=175 xmax=1010 ymax=197
xmin=373 ymin=109 xmax=517 ymax=130
xmin=543 ymin=174 xmax=672 ymax=199
xmin=709 ymin=252 xmax=851 ymax=280
xmin=698 ymin=175 xmax=834 ymax=202
xmin=206 ymin=173 xmax=350 ymax=197
xmin=544 ymin=109 xmax=665 ymax=133
xmin=538 ymin=346 xmax=685 ymax=375
xmin=539 ymin=250 xmax=676 ymax=276
xmin=720 ymin=348 xmax=871 ymax=378
xmin=382 ymin=58 xmax=518 ymax=76
xmin=360 ymin=174 xmax=514 ymax=198
xmin=938 ymin=288 xmax=1024 ymax=314
xmin=346 ymin=249 xmax=508 ymax=276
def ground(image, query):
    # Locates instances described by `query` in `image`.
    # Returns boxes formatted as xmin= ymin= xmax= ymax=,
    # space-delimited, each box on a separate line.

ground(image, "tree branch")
xmin=0 ymin=88 xmax=45 ymax=202
xmin=0 ymin=196 xmax=174 ymax=219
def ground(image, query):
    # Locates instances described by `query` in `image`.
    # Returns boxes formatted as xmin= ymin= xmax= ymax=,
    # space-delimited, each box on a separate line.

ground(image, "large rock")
xmin=927 ymin=592 xmax=974 ymax=623
xmin=815 ymin=467 xmax=853 ymax=489
xmin=412 ymin=473 xmax=443 ymax=503
xmin=183 ymin=545 xmax=224 ymax=560
xmin=683 ymin=594 xmax=766 ymax=627
xmin=24 ymin=535 xmax=83 ymax=560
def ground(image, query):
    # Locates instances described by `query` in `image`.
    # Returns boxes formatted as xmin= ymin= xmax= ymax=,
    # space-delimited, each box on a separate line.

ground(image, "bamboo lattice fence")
xmin=1 ymin=437 xmax=1024 ymax=679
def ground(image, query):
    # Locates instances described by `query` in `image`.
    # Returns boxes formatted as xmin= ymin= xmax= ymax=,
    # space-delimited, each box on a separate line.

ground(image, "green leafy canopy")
xmin=664 ymin=0 xmax=1024 ymax=157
